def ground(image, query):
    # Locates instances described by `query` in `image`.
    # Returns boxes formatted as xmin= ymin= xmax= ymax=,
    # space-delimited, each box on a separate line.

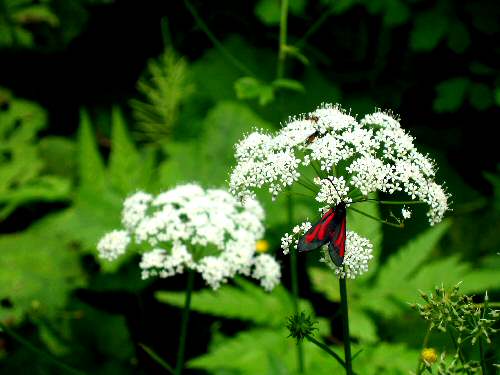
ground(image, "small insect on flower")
xmin=305 ymin=130 xmax=320 ymax=145
xmin=297 ymin=201 xmax=346 ymax=266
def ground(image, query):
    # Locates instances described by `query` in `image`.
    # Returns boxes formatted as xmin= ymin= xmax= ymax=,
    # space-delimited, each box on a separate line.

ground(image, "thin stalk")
xmin=175 ymin=269 xmax=196 ymax=375
xmin=352 ymin=199 xmax=426 ymax=205
xmin=479 ymin=338 xmax=487 ymax=375
xmin=0 ymin=322 xmax=85 ymax=374
xmin=288 ymin=190 xmax=305 ymax=373
xmin=184 ymin=0 xmax=254 ymax=76
xmin=349 ymin=206 xmax=404 ymax=228
xmin=339 ymin=278 xmax=353 ymax=375
xmin=139 ymin=343 xmax=175 ymax=375
xmin=449 ymin=330 xmax=469 ymax=374
xmin=296 ymin=179 xmax=318 ymax=194
xmin=305 ymin=334 xmax=346 ymax=368
xmin=415 ymin=325 xmax=432 ymax=375
xmin=276 ymin=0 xmax=289 ymax=79
xmin=295 ymin=8 xmax=335 ymax=48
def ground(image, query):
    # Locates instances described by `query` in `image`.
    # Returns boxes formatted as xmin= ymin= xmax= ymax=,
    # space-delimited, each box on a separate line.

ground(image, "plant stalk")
xmin=415 ymin=325 xmax=432 ymax=375
xmin=175 ymin=269 xmax=196 ymax=375
xmin=288 ymin=191 xmax=305 ymax=373
xmin=276 ymin=0 xmax=289 ymax=80
xmin=339 ymin=277 xmax=353 ymax=375
xmin=306 ymin=334 xmax=346 ymax=368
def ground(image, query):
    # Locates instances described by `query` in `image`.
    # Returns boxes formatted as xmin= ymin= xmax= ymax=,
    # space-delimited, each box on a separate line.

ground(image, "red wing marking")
xmin=305 ymin=208 xmax=335 ymax=243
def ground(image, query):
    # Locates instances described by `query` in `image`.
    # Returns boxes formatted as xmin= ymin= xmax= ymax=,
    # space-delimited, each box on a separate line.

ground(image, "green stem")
xmin=0 ymin=322 xmax=85 ymax=374
xmin=306 ymin=334 xmax=346 ymax=368
xmin=184 ymin=0 xmax=254 ymax=76
xmin=415 ymin=325 xmax=432 ymax=375
xmin=479 ymin=337 xmax=487 ymax=375
xmin=175 ymin=269 xmax=196 ymax=375
xmin=139 ymin=343 xmax=175 ymax=374
xmin=449 ymin=330 xmax=469 ymax=374
xmin=276 ymin=0 xmax=289 ymax=79
xmin=352 ymin=199 xmax=426 ymax=205
xmin=288 ymin=191 xmax=305 ymax=373
xmin=339 ymin=278 xmax=353 ymax=375
xmin=295 ymin=8 xmax=334 ymax=48
xmin=349 ymin=206 xmax=404 ymax=229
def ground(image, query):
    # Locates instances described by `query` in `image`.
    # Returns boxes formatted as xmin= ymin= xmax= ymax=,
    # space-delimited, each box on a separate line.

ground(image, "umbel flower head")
xmin=230 ymin=104 xmax=450 ymax=278
xmin=97 ymin=184 xmax=281 ymax=291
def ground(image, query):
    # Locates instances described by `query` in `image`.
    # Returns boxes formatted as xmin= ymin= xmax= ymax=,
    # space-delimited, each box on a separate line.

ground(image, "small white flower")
xmin=252 ymin=254 xmax=281 ymax=291
xmin=320 ymin=231 xmax=373 ymax=279
xmin=98 ymin=184 xmax=281 ymax=291
xmin=97 ymin=230 xmax=130 ymax=260
xmin=402 ymin=207 xmax=412 ymax=219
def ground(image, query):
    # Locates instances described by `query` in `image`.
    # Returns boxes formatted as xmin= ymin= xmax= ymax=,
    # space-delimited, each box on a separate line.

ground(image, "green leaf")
xmin=468 ymin=83 xmax=493 ymax=111
xmin=349 ymin=307 xmax=378 ymax=343
xmin=0 ymin=227 xmax=84 ymax=324
xmin=156 ymin=278 xmax=312 ymax=327
xmin=375 ymin=220 xmax=452 ymax=293
xmin=410 ymin=11 xmax=448 ymax=51
xmin=255 ymin=0 xmax=306 ymax=25
xmin=447 ymin=20 xmax=470 ymax=53
xmin=234 ymin=76 xmax=275 ymax=106
xmin=308 ymin=267 xmax=340 ymax=302
xmin=108 ymin=107 xmax=146 ymax=194
xmin=77 ymin=109 xmax=107 ymax=192
xmin=433 ymin=78 xmax=469 ymax=112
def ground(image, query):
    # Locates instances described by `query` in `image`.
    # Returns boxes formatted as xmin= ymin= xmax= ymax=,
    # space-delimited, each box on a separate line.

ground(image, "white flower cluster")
xmin=230 ymin=104 xmax=450 ymax=225
xmin=97 ymin=184 xmax=281 ymax=291
xmin=320 ymin=231 xmax=374 ymax=279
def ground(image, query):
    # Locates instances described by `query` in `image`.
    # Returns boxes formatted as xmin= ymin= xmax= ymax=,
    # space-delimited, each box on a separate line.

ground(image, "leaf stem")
xmin=339 ymin=278 xmax=353 ymax=375
xmin=415 ymin=325 xmax=432 ymax=375
xmin=0 ymin=322 xmax=85 ymax=374
xmin=175 ymin=268 xmax=196 ymax=375
xmin=183 ymin=0 xmax=254 ymax=76
xmin=305 ymin=334 xmax=346 ymax=368
xmin=352 ymin=199 xmax=426 ymax=205
xmin=349 ymin=206 xmax=404 ymax=228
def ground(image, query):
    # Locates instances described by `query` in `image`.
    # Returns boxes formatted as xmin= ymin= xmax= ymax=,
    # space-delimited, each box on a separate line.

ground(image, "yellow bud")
xmin=255 ymin=239 xmax=270 ymax=253
xmin=421 ymin=348 xmax=438 ymax=365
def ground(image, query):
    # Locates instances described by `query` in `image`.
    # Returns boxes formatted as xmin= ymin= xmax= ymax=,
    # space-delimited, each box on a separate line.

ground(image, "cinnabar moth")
xmin=297 ymin=202 xmax=346 ymax=266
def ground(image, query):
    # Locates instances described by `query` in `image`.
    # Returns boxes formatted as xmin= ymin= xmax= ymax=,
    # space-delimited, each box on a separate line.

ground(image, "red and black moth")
xmin=297 ymin=202 xmax=347 ymax=266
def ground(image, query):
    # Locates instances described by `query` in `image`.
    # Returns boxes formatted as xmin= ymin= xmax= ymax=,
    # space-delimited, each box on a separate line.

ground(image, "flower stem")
xmin=352 ymin=199 xmax=426 ymax=205
xmin=415 ymin=325 xmax=432 ymax=375
xmin=139 ymin=343 xmax=175 ymax=374
xmin=305 ymin=334 xmax=346 ymax=369
xmin=339 ymin=277 xmax=353 ymax=375
xmin=276 ymin=0 xmax=289 ymax=80
xmin=349 ymin=206 xmax=404 ymax=228
xmin=288 ymin=191 xmax=305 ymax=373
xmin=479 ymin=337 xmax=487 ymax=375
xmin=175 ymin=268 xmax=195 ymax=375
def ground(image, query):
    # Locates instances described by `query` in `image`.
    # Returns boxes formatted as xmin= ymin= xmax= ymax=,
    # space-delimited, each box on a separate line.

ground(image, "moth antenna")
xmin=326 ymin=176 xmax=342 ymax=201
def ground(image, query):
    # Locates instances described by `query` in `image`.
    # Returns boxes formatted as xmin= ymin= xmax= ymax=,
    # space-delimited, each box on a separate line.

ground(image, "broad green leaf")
xmin=375 ymin=220 xmax=451 ymax=292
xmin=468 ymin=82 xmax=493 ymax=111
xmin=189 ymin=328 xmax=342 ymax=375
xmin=447 ymin=20 xmax=470 ymax=53
xmin=455 ymin=269 xmax=500 ymax=294
xmin=410 ymin=11 xmax=448 ymax=51
xmin=433 ymin=78 xmax=469 ymax=113
xmin=308 ymin=267 xmax=340 ymax=302
xmin=78 ymin=109 xmax=107 ymax=192
xmin=349 ymin=307 xmax=378 ymax=343
xmin=0 ymin=228 xmax=84 ymax=324
xmin=157 ymin=278 xmax=313 ymax=327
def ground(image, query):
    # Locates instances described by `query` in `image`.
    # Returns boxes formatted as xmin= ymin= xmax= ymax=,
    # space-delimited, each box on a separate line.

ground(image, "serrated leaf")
xmin=433 ymin=78 xmax=469 ymax=112
xmin=78 ymin=109 xmax=107 ymax=192
xmin=108 ymin=107 xmax=145 ymax=194
xmin=375 ymin=220 xmax=451 ymax=293
xmin=156 ymin=278 xmax=312 ymax=327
